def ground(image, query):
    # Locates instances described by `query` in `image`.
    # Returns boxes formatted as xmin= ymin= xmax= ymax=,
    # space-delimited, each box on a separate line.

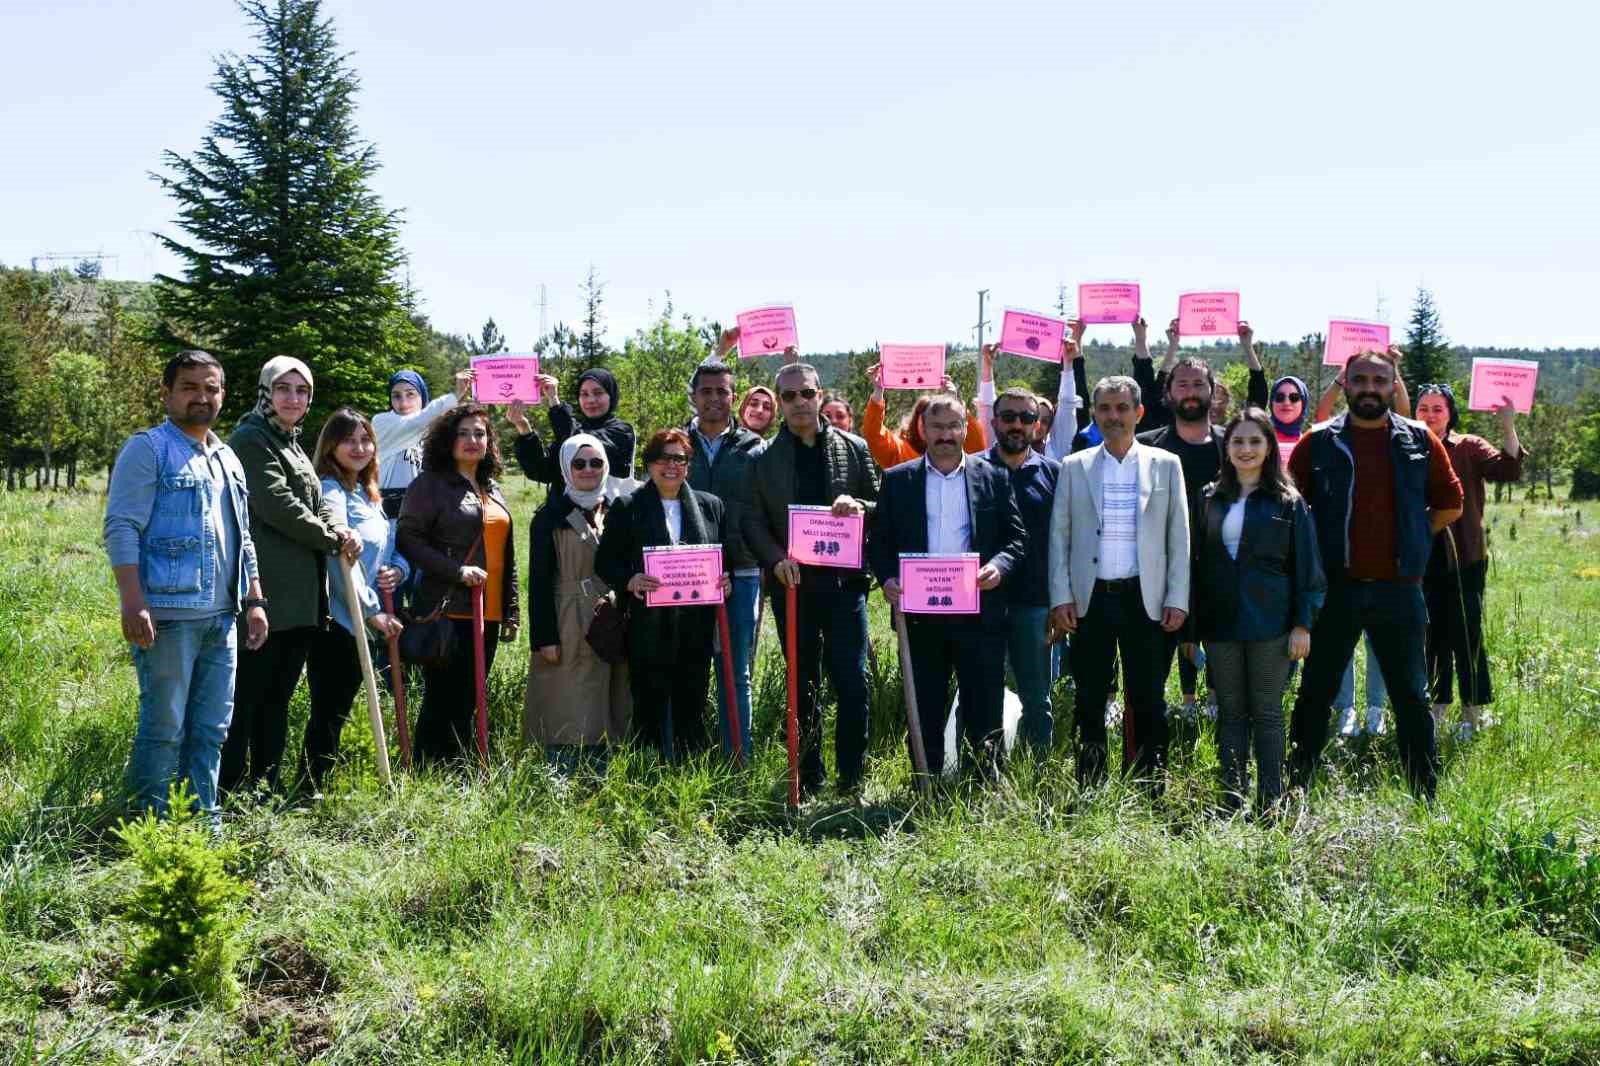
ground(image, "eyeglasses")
xmin=779 ymin=388 xmax=818 ymax=403
xmin=570 ymin=458 xmax=604 ymax=471
xmin=997 ymin=410 xmax=1039 ymax=425
xmin=1272 ymin=392 xmax=1302 ymax=404
xmin=653 ymin=454 xmax=690 ymax=466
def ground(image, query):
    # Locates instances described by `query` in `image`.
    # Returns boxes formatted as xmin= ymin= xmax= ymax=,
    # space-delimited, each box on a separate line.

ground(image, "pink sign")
xmin=642 ymin=544 xmax=725 ymax=607
xmin=1176 ymin=292 xmax=1240 ymax=337
xmin=787 ymin=506 xmax=864 ymax=569
xmin=997 ymin=309 xmax=1067 ymax=363
xmin=470 ymin=355 xmax=540 ymax=404
xmin=735 ymin=305 xmax=798 ymax=358
xmin=1468 ymin=358 xmax=1539 ymax=414
xmin=899 ymin=553 xmax=981 ymax=615
xmin=1078 ymin=282 xmax=1141 ymax=325
xmin=879 ymin=344 xmax=946 ymax=390
xmin=1324 ymin=320 xmax=1391 ymax=367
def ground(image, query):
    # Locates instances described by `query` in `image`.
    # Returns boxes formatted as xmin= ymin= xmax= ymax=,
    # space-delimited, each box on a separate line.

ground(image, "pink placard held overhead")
xmin=1468 ymin=358 xmax=1540 ymax=414
xmin=1176 ymin=292 xmax=1241 ymax=337
xmin=997 ymin=309 xmax=1067 ymax=363
xmin=1077 ymin=282 xmax=1142 ymax=325
xmin=735 ymin=305 xmax=799 ymax=358
xmin=898 ymin=553 xmax=981 ymax=615
xmin=879 ymin=344 xmax=946 ymax=389
xmin=642 ymin=544 xmax=725 ymax=607
xmin=470 ymin=356 xmax=541 ymax=404
xmin=787 ymin=506 xmax=864 ymax=569
xmin=1324 ymin=320 xmax=1391 ymax=367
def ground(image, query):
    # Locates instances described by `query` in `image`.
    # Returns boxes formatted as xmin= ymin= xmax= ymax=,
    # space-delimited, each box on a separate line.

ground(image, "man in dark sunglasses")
xmin=744 ymin=363 xmax=881 ymax=797
xmin=986 ymin=388 xmax=1061 ymax=756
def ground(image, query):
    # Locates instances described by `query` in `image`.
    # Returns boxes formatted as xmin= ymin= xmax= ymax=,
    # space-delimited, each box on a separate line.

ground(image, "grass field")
xmin=2 ymin=477 xmax=1599 ymax=1064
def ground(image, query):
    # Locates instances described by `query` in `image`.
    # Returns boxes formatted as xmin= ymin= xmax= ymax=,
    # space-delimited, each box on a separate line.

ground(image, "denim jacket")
xmin=321 ymin=478 xmax=409 ymax=639
xmin=1193 ymin=485 xmax=1326 ymax=642
xmin=1301 ymin=411 xmax=1436 ymax=579
xmin=103 ymin=419 xmax=257 ymax=612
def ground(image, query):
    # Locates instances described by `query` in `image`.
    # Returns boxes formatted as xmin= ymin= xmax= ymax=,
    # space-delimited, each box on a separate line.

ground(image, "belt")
xmin=1095 ymin=576 xmax=1141 ymax=592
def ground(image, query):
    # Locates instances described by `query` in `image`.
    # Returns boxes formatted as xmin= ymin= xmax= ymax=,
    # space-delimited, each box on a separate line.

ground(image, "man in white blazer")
xmin=1048 ymin=375 xmax=1190 ymax=788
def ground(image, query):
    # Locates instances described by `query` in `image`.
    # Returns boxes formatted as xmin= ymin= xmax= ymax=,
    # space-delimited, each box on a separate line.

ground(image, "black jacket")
xmin=511 ymin=407 xmax=637 ymax=484
xmin=396 ymin=469 xmax=519 ymax=626
xmin=743 ymin=423 xmax=879 ymax=589
xmin=1193 ymin=485 xmax=1326 ymax=642
xmin=593 ymin=482 xmax=725 ymax=666
xmin=868 ymin=455 xmax=1028 ymax=626
xmin=686 ymin=419 xmax=764 ymax=571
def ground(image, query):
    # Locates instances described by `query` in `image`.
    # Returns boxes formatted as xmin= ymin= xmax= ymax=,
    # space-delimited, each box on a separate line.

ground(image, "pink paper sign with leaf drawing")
xmin=1078 ymin=283 xmax=1141 ymax=325
xmin=735 ymin=305 xmax=798 ymax=358
xmin=1176 ymin=292 xmax=1240 ymax=337
xmin=470 ymin=356 xmax=541 ymax=404
xmin=879 ymin=344 xmax=946 ymax=390
xmin=787 ymin=506 xmax=864 ymax=569
xmin=898 ymin=553 xmax=981 ymax=615
xmin=642 ymin=545 xmax=725 ymax=608
xmin=1324 ymin=320 xmax=1391 ymax=367
xmin=1468 ymin=358 xmax=1539 ymax=414
xmin=998 ymin=309 xmax=1067 ymax=363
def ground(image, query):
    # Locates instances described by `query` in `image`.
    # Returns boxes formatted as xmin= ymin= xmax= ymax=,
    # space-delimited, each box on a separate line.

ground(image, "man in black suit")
xmin=870 ymin=395 xmax=1028 ymax=778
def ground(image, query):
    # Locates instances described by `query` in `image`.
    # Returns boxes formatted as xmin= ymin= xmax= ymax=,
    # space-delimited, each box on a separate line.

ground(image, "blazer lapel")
xmin=1136 ymin=446 xmax=1154 ymax=514
xmin=963 ymin=459 xmax=980 ymax=548
xmin=564 ymin=506 xmax=599 ymax=549
xmin=1087 ymin=449 xmax=1106 ymax=522
xmin=909 ymin=461 xmax=931 ymax=554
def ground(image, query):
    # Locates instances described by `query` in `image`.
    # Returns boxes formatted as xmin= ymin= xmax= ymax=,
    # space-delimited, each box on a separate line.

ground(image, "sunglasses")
xmin=779 ymin=388 xmax=819 ymax=403
xmin=1272 ymin=392 xmax=1302 ymax=404
xmin=997 ymin=410 xmax=1039 ymax=425
xmin=653 ymin=454 xmax=690 ymax=466
xmin=569 ymin=458 xmax=604 ymax=471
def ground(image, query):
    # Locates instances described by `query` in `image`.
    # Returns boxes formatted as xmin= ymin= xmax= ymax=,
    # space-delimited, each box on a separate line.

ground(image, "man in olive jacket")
xmin=743 ymin=363 xmax=880 ymax=795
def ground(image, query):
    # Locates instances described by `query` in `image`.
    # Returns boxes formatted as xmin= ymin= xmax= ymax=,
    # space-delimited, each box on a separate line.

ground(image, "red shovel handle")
xmin=716 ymin=601 xmax=743 ymax=766
xmin=472 ymin=584 xmax=489 ymax=768
xmin=382 ymin=588 xmax=411 ymax=770
xmin=784 ymin=583 xmax=801 ymax=806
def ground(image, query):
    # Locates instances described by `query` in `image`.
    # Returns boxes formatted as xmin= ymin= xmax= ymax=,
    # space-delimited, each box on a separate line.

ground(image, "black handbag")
xmin=380 ymin=488 xmax=407 ymax=521
xmin=584 ymin=594 xmax=629 ymax=665
xmin=397 ymin=598 xmax=456 ymax=668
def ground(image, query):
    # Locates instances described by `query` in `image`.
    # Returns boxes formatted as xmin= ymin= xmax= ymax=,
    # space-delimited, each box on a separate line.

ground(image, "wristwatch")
xmin=242 ymin=596 xmax=270 ymax=612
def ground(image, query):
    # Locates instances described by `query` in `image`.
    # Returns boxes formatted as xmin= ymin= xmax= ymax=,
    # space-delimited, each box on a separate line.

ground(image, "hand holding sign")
xmin=735 ymin=305 xmax=798 ymax=358
xmin=471 ymin=356 xmax=541 ymax=405
xmin=1325 ymin=320 xmax=1391 ymax=367
xmin=899 ymin=553 xmax=981 ymax=615
xmin=1177 ymin=293 xmax=1241 ymax=337
xmin=1468 ymin=358 xmax=1539 ymax=414
xmin=1078 ymin=282 xmax=1141 ymax=325
xmin=879 ymin=344 xmax=946 ymax=390
xmin=998 ymin=309 xmax=1068 ymax=363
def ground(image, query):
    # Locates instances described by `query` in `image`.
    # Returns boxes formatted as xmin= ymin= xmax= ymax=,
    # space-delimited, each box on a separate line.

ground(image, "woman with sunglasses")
xmin=524 ymin=434 xmax=631 ymax=773
xmin=595 ymin=428 xmax=731 ymax=760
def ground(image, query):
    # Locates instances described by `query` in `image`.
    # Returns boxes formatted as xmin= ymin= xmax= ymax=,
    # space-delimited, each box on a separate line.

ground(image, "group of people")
xmin=104 ymin=313 xmax=1524 ymax=819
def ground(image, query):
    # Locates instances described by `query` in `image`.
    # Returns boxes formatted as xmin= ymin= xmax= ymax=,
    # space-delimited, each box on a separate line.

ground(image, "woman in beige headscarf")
xmin=524 ymin=432 xmax=631 ymax=774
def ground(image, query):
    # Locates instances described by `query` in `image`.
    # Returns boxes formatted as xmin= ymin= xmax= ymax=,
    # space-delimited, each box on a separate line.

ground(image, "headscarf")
xmin=559 ymin=432 xmax=609 ymax=511
xmin=388 ymin=369 xmax=430 ymax=409
xmin=1269 ymin=375 xmax=1309 ymax=439
xmin=256 ymin=355 xmax=315 ymax=428
xmin=1416 ymin=383 xmax=1460 ymax=432
xmin=574 ymin=368 xmax=621 ymax=428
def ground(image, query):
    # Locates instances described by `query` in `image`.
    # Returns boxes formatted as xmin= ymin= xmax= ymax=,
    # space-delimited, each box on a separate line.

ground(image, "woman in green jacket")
xmin=221 ymin=357 xmax=357 ymax=798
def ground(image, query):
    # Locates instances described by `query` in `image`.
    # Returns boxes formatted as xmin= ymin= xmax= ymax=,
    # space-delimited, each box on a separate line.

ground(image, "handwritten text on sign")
xmin=470 ymin=356 xmax=540 ymax=404
xmin=787 ymin=506 xmax=864 ymax=569
xmin=1177 ymin=292 xmax=1241 ymax=337
xmin=1468 ymin=358 xmax=1540 ymax=414
xmin=998 ymin=309 xmax=1067 ymax=363
xmin=1078 ymin=282 xmax=1141 ymax=325
xmin=899 ymin=553 xmax=981 ymax=615
xmin=879 ymin=344 xmax=946 ymax=389
xmin=1324 ymin=320 xmax=1391 ymax=367
xmin=642 ymin=545 xmax=725 ymax=607
xmin=735 ymin=305 xmax=798 ymax=358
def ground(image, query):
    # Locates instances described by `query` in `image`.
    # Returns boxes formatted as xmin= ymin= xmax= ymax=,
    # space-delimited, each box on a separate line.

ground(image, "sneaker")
xmin=1203 ymin=695 xmax=1218 ymax=722
xmin=1335 ymin=706 xmax=1360 ymax=738
xmin=1104 ymin=699 xmax=1122 ymax=730
xmin=1364 ymin=706 xmax=1387 ymax=736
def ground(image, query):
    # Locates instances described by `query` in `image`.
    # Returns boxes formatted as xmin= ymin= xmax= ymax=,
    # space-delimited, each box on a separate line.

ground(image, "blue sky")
xmin=3 ymin=0 xmax=1597 ymax=352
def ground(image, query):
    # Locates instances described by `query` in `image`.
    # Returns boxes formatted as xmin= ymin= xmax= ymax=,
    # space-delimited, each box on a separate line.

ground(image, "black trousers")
xmin=221 ymin=625 xmax=314 ymax=797
xmin=302 ymin=623 xmax=365 ymax=791
xmin=905 ymin=616 xmax=1007 ymax=777
xmin=1068 ymin=579 xmax=1172 ymax=787
xmin=770 ymin=577 xmax=871 ymax=790
xmin=415 ymin=619 xmax=500 ymax=766
xmin=1425 ymin=559 xmax=1492 ymax=706
xmin=629 ymin=655 xmax=713 ymax=760
xmin=1290 ymin=578 xmax=1437 ymax=799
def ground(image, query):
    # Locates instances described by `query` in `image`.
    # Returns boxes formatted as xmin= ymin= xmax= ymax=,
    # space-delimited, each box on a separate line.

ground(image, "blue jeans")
xmin=1332 ymin=633 xmax=1388 ymax=710
xmin=714 ymin=573 xmax=760 ymax=759
xmin=126 ymin=613 xmax=238 ymax=817
xmin=1006 ymin=606 xmax=1054 ymax=753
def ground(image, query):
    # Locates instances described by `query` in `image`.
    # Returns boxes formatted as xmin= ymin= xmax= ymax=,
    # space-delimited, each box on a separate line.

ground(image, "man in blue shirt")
xmin=103 ymin=350 xmax=269 ymax=818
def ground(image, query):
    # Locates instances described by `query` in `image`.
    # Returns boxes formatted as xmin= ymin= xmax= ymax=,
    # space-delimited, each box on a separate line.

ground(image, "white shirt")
xmin=662 ymin=498 xmax=683 ymax=544
xmin=1221 ymin=497 xmax=1247 ymax=560
xmin=924 ymin=456 xmax=972 ymax=554
xmin=373 ymin=393 xmax=459 ymax=491
xmin=1097 ymin=445 xmax=1140 ymax=580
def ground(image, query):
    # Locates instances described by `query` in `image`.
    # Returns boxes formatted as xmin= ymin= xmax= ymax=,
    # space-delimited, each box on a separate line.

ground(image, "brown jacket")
xmin=1440 ymin=432 xmax=1525 ymax=567
xmin=396 ymin=469 xmax=519 ymax=626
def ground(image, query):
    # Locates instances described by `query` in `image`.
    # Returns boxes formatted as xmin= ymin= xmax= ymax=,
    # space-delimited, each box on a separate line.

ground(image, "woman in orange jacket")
xmin=859 ymin=363 xmax=987 ymax=469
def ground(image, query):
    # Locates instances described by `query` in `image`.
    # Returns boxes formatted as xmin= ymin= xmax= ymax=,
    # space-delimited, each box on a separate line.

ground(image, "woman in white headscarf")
xmin=523 ymin=433 xmax=631 ymax=773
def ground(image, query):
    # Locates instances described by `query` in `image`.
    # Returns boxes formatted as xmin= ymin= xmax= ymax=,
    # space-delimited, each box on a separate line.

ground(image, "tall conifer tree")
xmin=152 ymin=0 xmax=416 ymax=425
xmin=1403 ymin=286 xmax=1453 ymax=396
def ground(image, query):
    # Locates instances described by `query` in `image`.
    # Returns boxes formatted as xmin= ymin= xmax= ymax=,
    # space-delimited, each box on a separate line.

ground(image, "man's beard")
xmin=1351 ymin=392 xmax=1389 ymax=418
xmin=998 ymin=429 xmax=1030 ymax=455
xmin=1174 ymin=397 xmax=1209 ymax=422
xmin=174 ymin=404 xmax=216 ymax=427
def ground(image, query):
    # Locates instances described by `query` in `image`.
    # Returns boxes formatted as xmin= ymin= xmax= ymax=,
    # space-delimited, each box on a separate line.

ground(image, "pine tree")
xmin=580 ymin=266 xmax=607 ymax=363
xmin=467 ymin=317 xmax=508 ymax=355
xmin=151 ymin=0 xmax=418 ymax=427
xmin=1402 ymin=286 xmax=1453 ymax=395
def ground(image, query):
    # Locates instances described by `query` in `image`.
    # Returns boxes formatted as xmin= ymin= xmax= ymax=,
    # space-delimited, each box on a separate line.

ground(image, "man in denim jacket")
xmin=103 ymin=351 xmax=269 ymax=818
